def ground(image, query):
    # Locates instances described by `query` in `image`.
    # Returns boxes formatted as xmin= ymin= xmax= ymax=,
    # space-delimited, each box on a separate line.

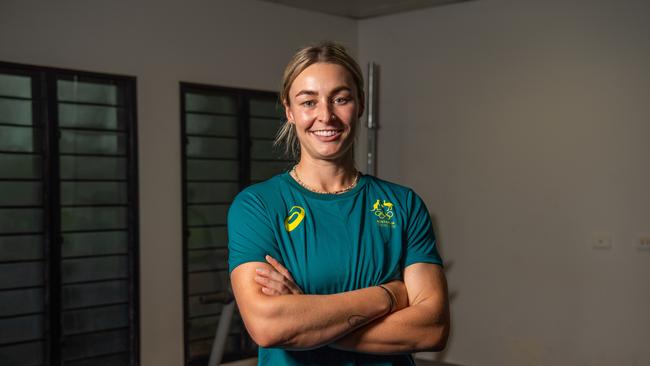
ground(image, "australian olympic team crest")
xmin=371 ymin=199 xmax=396 ymax=228
xmin=285 ymin=205 xmax=305 ymax=232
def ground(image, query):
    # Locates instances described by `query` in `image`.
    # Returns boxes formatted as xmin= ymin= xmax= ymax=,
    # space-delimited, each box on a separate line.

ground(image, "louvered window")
xmin=0 ymin=62 xmax=139 ymax=366
xmin=180 ymin=83 xmax=289 ymax=365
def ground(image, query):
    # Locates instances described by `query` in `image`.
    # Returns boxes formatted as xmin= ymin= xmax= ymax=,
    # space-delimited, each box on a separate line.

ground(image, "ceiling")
xmin=258 ymin=0 xmax=472 ymax=19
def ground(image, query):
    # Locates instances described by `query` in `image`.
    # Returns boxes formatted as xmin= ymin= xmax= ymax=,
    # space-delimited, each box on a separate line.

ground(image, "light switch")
xmin=592 ymin=232 xmax=613 ymax=250
xmin=637 ymin=235 xmax=650 ymax=251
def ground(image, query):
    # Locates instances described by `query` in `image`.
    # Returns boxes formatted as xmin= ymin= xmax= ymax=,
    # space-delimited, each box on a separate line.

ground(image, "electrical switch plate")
xmin=637 ymin=235 xmax=650 ymax=251
xmin=592 ymin=232 xmax=613 ymax=250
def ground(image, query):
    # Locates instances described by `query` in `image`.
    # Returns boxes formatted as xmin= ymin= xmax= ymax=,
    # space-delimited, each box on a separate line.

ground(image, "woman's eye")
xmin=334 ymin=97 xmax=350 ymax=105
xmin=301 ymin=100 xmax=316 ymax=107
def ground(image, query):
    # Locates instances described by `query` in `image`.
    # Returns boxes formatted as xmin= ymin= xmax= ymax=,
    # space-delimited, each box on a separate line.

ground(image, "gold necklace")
xmin=290 ymin=165 xmax=360 ymax=194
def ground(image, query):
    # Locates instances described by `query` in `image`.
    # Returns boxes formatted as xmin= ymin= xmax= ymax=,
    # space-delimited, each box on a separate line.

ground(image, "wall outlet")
xmin=592 ymin=232 xmax=613 ymax=250
xmin=637 ymin=236 xmax=650 ymax=251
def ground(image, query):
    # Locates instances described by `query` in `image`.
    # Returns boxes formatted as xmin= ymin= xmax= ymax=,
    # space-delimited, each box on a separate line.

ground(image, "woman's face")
xmin=284 ymin=62 xmax=360 ymax=163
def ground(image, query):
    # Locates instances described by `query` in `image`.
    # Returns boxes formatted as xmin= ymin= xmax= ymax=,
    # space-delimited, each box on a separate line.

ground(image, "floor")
xmin=221 ymin=357 xmax=463 ymax=365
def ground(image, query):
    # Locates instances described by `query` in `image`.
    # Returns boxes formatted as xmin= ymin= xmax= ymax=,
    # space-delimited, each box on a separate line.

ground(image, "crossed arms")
xmin=230 ymin=256 xmax=449 ymax=354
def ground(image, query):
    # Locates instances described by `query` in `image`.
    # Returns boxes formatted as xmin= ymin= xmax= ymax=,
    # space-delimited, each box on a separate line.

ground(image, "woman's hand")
xmin=254 ymin=255 xmax=303 ymax=295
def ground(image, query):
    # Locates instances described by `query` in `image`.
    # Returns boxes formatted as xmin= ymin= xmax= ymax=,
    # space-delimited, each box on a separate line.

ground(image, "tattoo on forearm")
xmin=347 ymin=315 xmax=369 ymax=328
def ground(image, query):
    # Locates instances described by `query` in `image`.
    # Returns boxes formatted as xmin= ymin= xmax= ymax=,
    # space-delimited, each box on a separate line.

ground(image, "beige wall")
xmin=0 ymin=0 xmax=356 ymax=365
xmin=358 ymin=0 xmax=650 ymax=365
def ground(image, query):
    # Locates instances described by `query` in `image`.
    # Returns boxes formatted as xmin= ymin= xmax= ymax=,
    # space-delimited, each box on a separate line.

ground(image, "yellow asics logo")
xmin=284 ymin=206 xmax=305 ymax=232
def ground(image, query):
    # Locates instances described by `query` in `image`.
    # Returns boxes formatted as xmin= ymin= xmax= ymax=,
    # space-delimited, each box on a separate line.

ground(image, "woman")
xmin=228 ymin=42 xmax=449 ymax=365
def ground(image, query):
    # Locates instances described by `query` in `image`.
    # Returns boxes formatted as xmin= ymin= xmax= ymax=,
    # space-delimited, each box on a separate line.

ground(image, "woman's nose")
xmin=316 ymin=101 xmax=334 ymax=122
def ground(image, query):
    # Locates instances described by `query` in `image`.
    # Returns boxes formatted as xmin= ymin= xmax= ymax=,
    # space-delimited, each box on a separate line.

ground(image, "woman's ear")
xmin=283 ymin=99 xmax=294 ymax=122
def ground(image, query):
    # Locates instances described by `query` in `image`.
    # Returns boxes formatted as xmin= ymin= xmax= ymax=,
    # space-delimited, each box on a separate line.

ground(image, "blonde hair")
xmin=274 ymin=41 xmax=365 ymax=161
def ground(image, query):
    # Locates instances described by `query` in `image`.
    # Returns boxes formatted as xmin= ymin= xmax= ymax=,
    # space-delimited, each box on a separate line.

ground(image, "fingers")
xmin=256 ymin=267 xmax=286 ymax=283
xmin=255 ymin=269 xmax=299 ymax=295
xmin=254 ymin=274 xmax=285 ymax=295
xmin=265 ymin=255 xmax=296 ymax=282
xmin=255 ymin=266 xmax=303 ymax=295
xmin=255 ymin=255 xmax=304 ymax=295
xmin=261 ymin=285 xmax=282 ymax=296
xmin=264 ymin=256 xmax=303 ymax=294
xmin=255 ymin=270 xmax=287 ymax=293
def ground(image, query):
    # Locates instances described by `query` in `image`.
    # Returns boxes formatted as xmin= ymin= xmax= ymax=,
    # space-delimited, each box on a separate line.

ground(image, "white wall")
xmin=0 ymin=1 xmax=356 ymax=365
xmin=358 ymin=0 xmax=650 ymax=365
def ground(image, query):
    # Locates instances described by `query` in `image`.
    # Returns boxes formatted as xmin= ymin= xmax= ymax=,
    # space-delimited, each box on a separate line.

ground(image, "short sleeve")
xmin=227 ymin=189 xmax=281 ymax=273
xmin=403 ymin=189 xmax=443 ymax=268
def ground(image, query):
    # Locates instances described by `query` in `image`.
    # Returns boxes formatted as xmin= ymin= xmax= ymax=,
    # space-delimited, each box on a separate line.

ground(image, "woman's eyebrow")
xmin=329 ymin=86 xmax=352 ymax=95
xmin=295 ymin=90 xmax=317 ymax=98
xmin=294 ymin=86 xmax=352 ymax=98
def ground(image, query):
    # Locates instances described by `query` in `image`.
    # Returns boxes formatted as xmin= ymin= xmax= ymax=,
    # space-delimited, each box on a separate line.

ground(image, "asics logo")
xmin=284 ymin=206 xmax=305 ymax=232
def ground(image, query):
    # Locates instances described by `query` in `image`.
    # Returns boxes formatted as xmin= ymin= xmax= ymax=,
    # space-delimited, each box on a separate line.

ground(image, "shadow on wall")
xmin=422 ymin=214 xmax=460 ymax=364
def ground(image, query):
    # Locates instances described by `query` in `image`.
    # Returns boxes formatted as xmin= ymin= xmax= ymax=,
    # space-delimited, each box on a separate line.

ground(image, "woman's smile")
xmin=309 ymin=128 xmax=343 ymax=141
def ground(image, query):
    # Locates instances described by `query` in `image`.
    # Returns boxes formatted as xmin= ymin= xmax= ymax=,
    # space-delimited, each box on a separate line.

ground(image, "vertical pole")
xmin=207 ymin=300 xmax=236 ymax=366
xmin=366 ymin=63 xmax=379 ymax=176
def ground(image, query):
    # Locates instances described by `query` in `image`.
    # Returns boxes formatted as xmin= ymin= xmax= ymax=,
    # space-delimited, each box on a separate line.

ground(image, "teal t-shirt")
xmin=228 ymin=172 xmax=443 ymax=365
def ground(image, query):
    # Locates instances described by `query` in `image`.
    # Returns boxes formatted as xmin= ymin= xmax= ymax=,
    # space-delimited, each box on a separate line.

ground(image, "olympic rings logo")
xmin=370 ymin=199 xmax=395 ymax=220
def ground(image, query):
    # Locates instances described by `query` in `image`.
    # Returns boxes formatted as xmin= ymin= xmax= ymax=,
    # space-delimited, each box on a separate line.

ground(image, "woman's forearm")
xmin=329 ymin=301 xmax=449 ymax=354
xmin=252 ymin=287 xmax=389 ymax=349
xmin=331 ymin=264 xmax=450 ymax=354
xmin=231 ymin=263 xmax=406 ymax=350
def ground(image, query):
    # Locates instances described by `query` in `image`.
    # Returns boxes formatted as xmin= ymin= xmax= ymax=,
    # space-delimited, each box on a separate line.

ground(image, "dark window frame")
xmin=180 ymin=82 xmax=291 ymax=365
xmin=0 ymin=60 xmax=140 ymax=366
